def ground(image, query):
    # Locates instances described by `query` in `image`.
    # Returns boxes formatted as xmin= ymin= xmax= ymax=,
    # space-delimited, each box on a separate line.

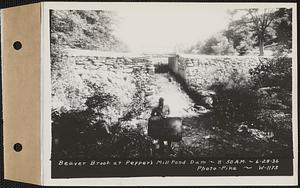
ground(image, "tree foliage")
xmin=246 ymin=9 xmax=277 ymax=56
xmin=209 ymin=57 xmax=292 ymax=157
xmin=271 ymin=8 xmax=293 ymax=56
xmin=273 ymin=8 xmax=292 ymax=48
xmin=50 ymin=10 xmax=128 ymax=52
xmin=227 ymin=8 xmax=292 ymax=56
xmin=249 ymin=57 xmax=292 ymax=92
xmin=186 ymin=8 xmax=292 ymax=56
xmin=186 ymin=33 xmax=236 ymax=55
xmin=224 ymin=19 xmax=254 ymax=55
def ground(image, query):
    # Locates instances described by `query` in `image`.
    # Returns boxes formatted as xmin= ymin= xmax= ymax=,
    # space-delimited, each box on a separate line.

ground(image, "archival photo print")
xmin=49 ymin=4 xmax=295 ymax=178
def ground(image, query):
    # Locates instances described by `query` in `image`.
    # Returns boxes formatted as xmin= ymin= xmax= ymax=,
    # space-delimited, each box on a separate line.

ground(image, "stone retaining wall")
xmin=63 ymin=52 xmax=155 ymax=75
xmin=169 ymin=54 xmax=270 ymax=90
xmin=52 ymin=50 xmax=156 ymax=113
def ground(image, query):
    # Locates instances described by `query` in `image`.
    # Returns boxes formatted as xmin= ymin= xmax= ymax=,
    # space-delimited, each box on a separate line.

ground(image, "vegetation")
xmin=50 ymin=10 xmax=155 ymax=159
xmin=50 ymin=10 xmax=129 ymax=70
xmin=50 ymin=10 xmax=128 ymax=52
xmin=185 ymin=8 xmax=292 ymax=56
xmin=209 ymin=57 xmax=292 ymax=157
xmin=52 ymin=68 xmax=155 ymax=159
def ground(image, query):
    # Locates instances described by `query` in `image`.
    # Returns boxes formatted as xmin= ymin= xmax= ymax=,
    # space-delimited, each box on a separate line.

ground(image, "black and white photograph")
xmin=47 ymin=3 xmax=296 ymax=179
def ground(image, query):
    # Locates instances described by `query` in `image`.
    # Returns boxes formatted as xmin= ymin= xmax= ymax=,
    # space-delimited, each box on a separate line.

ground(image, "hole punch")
xmin=13 ymin=143 xmax=23 ymax=152
xmin=13 ymin=41 xmax=22 ymax=50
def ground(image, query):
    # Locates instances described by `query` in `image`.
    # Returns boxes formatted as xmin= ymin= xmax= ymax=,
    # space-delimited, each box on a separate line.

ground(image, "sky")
xmin=112 ymin=5 xmax=231 ymax=53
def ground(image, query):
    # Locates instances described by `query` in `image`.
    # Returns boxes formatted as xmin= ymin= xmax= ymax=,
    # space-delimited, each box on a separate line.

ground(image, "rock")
xmin=204 ymin=135 xmax=218 ymax=140
xmin=123 ymin=68 xmax=133 ymax=73
xmin=249 ymin=128 xmax=274 ymax=140
xmin=237 ymin=124 xmax=249 ymax=133
xmin=76 ymin=61 xmax=85 ymax=65
xmin=193 ymin=104 xmax=208 ymax=112
xmin=232 ymin=143 xmax=240 ymax=148
xmin=204 ymin=135 xmax=211 ymax=140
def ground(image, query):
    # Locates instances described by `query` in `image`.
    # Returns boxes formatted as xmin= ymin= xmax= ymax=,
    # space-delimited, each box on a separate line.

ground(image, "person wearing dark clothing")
xmin=151 ymin=97 xmax=170 ymax=118
xmin=150 ymin=97 xmax=171 ymax=153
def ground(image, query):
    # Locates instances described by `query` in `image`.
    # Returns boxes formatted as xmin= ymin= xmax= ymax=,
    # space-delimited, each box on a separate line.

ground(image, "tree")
xmin=185 ymin=33 xmax=236 ymax=55
xmin=186 ymin=8 xmax=292 ymax=56
xmin=224 ymin=19 xmax=254 ymax=55
xmin=246 ymin=9 xmax=276 ymax=56
xmin=50 ymin=10 xmax=128 ymax=51
xmin=201 ymin=34 xmax=236 ymax=55
xmin=225 ymin=8 xmax=293 ymax=56
xmin=272 ymin=8 xmax=292 ymax=54
xmin=184 ymin=41 xmax=204 ymax=54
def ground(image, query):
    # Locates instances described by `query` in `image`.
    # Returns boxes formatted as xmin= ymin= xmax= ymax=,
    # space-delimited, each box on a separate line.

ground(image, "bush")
xmin=250 ymin=57 xmax=292 ymax=139
xmin=201 ymin=34 xmax=237 ymax=55
xmin=208 ymin=57 xmax=293 ymax=157
xmin=51 ymin=82 xmax=121 ymax=156
xmin=110 ymin=128 xmax=153 ymax=158
xmin=249 ymin=57 xmax=292 ymax=91
xmin=211 ymin=57 xmax=292 ymax=128
xmin=210 ymin=82 xmax=258 ymax=128
xmin=52 ymin=109 xmax=91 ymax=158
xmin=51 ymin=66 xmax=156 ymax=159
xmin=52 ymin=108 xmax=154 ymax=159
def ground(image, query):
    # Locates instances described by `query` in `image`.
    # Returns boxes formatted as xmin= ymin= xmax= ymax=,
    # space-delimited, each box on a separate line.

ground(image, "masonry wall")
xmin=64 ymin=53 xmax=155 ymax=75
xmin=52 ymin=51 xmax=156 ymax=113
xmin=169 ymin=54 xmax=270 ymax=91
